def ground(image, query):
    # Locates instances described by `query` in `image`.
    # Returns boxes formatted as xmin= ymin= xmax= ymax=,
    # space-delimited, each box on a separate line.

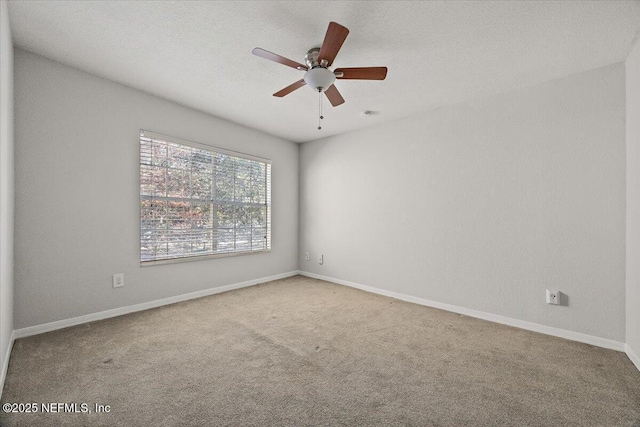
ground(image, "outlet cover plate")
xmin=113 ymin=273 xmax=124 ymax=288
xmin=546 ymin=289 xmax=560 ymax=305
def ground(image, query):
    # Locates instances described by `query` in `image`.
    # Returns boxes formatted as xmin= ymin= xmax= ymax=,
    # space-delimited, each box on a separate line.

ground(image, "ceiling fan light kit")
xmin=303 ymin=67 xmax=336 ymax=93
xmin=252 ymin=21 xmax=388 ymax=130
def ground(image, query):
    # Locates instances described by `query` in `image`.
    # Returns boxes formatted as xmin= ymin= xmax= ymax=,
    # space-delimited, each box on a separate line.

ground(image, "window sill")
xmin=140 ymin=249 xmax=271 ymax=267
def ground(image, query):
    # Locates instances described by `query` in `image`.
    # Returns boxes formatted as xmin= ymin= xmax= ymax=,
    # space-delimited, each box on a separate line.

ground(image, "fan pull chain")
xmin=318 ymin=91 xmax=324 ymax=130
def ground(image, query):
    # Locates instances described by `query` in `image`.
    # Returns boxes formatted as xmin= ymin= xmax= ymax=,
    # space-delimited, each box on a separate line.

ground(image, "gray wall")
xmin=13 ymin=49 xmax=299 ymax=329
xmin=627 ymin=39 xmax=640 ymax=360
xmin=300 ymin=63 xmax=626 ymax=342
xmin=7 ymin=43 xmax=635 ymax=350
xmin=0 ymin=0 xmax=14 ymax=374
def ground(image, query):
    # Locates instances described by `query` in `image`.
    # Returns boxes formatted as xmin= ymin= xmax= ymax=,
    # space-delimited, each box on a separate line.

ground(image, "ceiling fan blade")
xmin=334 ymin=67 xmax=388 ymax=80
xmin=324 ymin=84 xmax=345 ymax=107
xmin=252 ymin=48 xmax=308 ymax=71
xmin=273 ymin=79 xmax=306 ymax=97
xmin=318 ymin=22 xmax=349 ymax=66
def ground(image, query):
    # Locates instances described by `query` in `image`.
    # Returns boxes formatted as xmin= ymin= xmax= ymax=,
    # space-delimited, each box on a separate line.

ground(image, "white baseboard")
xmin=1 ymin=330 xmax=16 ymax=399
xmin=299 ymin=271 xmax=627 ymax=353
xmin=14 ymin=271 xmax=299 ymax=339
xmin=9 ymin=270 xmax=638 ymax=373
xmin=626 ymin=344 xmax=640 ymax=371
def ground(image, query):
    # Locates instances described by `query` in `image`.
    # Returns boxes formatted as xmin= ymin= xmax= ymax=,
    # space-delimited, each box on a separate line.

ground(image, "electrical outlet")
xmin=546 ymin=289 xmax=560 ymax=305
xmin=319 ymin=254 xmax=324 ymax=265
xmin=305 ymin=252 xmax=310 ymax=261
xmin=113 ymin=273 xmax=124 ymax=288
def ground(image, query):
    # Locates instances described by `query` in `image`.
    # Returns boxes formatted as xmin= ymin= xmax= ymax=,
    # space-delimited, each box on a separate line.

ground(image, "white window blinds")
xmin=140 ymin=131 xmax=271 ymax=263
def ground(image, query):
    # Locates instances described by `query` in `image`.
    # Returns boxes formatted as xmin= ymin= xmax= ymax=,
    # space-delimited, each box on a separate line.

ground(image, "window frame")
xmin=139 ymin=130 xmax=272 ymax=266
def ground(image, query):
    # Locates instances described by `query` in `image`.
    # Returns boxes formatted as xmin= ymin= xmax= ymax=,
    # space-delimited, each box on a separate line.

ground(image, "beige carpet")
xmin=1 ymin=275 xmax=639 ymax=426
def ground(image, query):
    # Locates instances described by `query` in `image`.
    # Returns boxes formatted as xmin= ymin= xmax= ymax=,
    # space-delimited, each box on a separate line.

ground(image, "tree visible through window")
xmin=140 ymin=131 xmax=271 ymax=263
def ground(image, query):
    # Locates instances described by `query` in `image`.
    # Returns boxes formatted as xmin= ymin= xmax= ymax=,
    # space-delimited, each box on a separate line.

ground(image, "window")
xmin=139 ymin=130 xmax=271 ymax=264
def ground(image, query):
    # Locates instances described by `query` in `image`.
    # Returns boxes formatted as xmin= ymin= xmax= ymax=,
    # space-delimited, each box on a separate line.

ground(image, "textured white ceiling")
xmin=7 ymin=1 xmax=640 ymax=143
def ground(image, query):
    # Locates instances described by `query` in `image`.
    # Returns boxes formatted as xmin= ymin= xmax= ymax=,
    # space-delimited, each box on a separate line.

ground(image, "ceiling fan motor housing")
xmin=304 ymin=47 xmax=321 ymax=68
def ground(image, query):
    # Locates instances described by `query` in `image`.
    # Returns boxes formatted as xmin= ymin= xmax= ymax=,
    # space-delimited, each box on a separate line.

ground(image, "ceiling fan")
xmin=252 ymin=22 xmax=387 ymax=129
